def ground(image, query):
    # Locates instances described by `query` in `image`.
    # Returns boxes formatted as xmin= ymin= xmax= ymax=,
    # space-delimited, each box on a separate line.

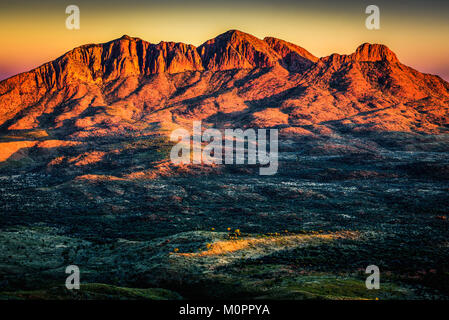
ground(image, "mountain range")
xmin=1 ymin=29 xmax=449 ymax=162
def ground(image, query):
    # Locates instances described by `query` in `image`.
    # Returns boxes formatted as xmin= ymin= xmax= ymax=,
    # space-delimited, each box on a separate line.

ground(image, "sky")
xmin=0 ymin=0 xmax=448 ymax=81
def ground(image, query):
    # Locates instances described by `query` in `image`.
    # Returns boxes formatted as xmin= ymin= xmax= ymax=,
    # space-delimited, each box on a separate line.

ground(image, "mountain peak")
xmin=351 ymin=43 xmax=398 ymax=63
xmin=216 ymin=29 xmax=254 ymax=40
xmin=119 ymin=34 xmax=135 ymax=41
xmin=197 ymin=29 xmax=280 ymax=71
xmin=264 ymin=37 xmax=318 ymax=62
xmin=221 ymin=29 xmax=247 ymax=36
xmin=204 ymin=29 xmax=266 ymax=47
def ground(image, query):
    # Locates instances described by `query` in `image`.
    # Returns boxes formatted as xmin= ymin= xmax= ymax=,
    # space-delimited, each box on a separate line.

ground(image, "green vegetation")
xmin=1 ymin=135 xmax=448 ymax=300
xmin=0 ymin=283 xmax=183 ymax=300
xmin=260 ymin=276 xmax=407 ymax=300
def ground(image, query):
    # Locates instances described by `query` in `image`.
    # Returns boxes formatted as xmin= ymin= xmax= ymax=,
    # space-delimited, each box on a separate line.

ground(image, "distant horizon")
xmin=1 ymin=0 xmax=448 ymax=81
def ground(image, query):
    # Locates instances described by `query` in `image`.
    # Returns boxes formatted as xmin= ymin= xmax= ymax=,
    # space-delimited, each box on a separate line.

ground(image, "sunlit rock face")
xmin=0 ymin=29 xmax=448 ymax=137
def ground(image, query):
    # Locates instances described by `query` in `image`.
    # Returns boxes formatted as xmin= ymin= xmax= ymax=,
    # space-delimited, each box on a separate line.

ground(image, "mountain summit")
xmin=351 ymin=43 xmax=399 ymax=62
xmin=197 ymin=29 xmax=317 ymax=71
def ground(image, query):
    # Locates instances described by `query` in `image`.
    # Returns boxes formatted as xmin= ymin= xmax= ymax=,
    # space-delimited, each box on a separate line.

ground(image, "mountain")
xmin=2 ymin=30 xmax=449 ymax=301
xmin=0 ymin=29 xmax=449 ymax=164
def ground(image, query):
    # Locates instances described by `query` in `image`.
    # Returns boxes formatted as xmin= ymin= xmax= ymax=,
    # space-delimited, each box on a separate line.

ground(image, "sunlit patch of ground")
xmin=74 ymin=174 xmax=125 ymax=181
xmin=177 ymin=231 xmax=359 ymax=257
xmin=67 ymin=151 xmax=107 ymax=166
xmin=0 ymin=141 xmax=37 ymax=161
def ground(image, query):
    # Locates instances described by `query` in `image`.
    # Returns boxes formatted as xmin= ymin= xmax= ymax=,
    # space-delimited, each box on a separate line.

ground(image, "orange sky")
xmin=1 ymin=0 xmax=448 ymax=80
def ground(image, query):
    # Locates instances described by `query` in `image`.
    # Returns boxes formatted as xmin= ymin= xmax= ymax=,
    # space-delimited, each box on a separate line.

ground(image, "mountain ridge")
xmin=0 ymin=30 xmax=420 ymax=85
xmin=0 ymin=29 xmax=448 ymax=140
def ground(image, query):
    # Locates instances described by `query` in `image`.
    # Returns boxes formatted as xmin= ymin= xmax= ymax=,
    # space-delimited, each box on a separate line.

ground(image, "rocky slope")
xmin=1 ymin=29 xmax=448 ymax=140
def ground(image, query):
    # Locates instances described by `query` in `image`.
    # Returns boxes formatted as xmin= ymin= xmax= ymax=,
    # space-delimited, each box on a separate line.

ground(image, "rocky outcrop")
xmin=351 ymin=43 xmax=399 ymax=63
xmin=197 ymin=30 xmax=281 ymax=70
xmin=264 ymin=36 xmax=318 ymax=71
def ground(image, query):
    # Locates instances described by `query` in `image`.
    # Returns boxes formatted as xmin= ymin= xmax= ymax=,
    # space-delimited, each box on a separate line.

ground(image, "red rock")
xmin=0 ymin=30 xmax=448 ymax=145
xmin=197 ymin=30 xmax=281 ymax=71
